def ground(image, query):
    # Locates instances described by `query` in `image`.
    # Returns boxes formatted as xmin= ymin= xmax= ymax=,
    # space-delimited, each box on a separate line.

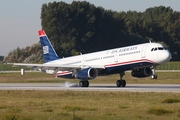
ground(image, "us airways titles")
xmin=111 ymin=46 xmax=138 ymax=54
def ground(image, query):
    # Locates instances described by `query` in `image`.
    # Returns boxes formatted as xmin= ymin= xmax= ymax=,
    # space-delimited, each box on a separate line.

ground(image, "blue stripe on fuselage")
xmin=104 ymin=62 xmax=154 ymax=74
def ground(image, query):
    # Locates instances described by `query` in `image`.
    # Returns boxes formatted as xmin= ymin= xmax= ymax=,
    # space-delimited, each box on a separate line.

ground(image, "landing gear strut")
xmin=151 ymin=66 xmax=157 ymax=79
xmin=116 ymin=72 xmax=126 ymax=87
xmin=79 ymin=81 xmax=89 ymax=87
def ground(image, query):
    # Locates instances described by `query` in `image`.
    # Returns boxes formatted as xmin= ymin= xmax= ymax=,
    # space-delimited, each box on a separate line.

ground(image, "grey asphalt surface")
xmin=0 ymin=83 xmax=179 ymax=92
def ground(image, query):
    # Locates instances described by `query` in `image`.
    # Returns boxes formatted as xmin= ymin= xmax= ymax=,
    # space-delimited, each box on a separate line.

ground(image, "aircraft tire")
xmin=152 ymin=74 xmax=158 ymax=79
xmin=122 ymin=80 xmax=126 ymax=87
xmin=116 ymin=80 xmax=122 ymax=87
xmin=84 ymin=81 xmax=89 ymax=87
xmin=79 ymin=81 xmax=84 ymax=87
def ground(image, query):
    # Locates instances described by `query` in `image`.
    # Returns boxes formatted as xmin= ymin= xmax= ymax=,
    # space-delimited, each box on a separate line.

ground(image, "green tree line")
xmin=4 ymin=1 xmax=180 ymax=63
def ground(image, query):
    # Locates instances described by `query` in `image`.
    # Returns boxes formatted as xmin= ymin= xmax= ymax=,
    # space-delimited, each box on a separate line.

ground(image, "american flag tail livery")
xmin=38 ymin=30 xmax=59 ymax=63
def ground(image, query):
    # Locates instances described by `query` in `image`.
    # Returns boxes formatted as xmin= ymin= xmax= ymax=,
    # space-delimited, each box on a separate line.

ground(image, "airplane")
xmin=14 ymin=30 xmax=171 ymax=87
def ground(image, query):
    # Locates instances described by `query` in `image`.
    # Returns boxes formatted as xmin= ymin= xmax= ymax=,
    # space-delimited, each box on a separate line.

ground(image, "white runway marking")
xmin=0 ymin=83 xmax=180 ymax=92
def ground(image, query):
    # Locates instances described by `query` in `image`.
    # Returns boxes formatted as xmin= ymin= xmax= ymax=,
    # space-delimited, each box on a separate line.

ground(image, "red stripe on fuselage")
xmin=54 ymin=71 xmax=72 ymax=76
xmin=105 ymin=59 xmax=156 ymax=67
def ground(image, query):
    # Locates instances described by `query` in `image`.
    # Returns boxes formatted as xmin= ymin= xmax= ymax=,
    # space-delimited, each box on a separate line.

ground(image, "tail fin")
xmin=38 ymin=30 xmax=60 ymax=63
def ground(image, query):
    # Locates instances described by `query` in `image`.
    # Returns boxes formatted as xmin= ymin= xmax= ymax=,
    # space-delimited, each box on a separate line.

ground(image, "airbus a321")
xmin=14 ymin=30 xmax=171 ymax=87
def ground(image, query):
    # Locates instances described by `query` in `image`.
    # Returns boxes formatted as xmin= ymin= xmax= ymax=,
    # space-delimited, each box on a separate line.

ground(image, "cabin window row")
xmin=119 ymin=51 xmax=140 ymax=56
xmin=86 ymin=51 xmax=140 ymax=62
xmin=86 ymin=55 xmax=114 ymax=62
xmin=103 ymin=55 xmax=114 ymax=59
xmin=68 ymin=61 xmax=81 ymax=65
xmin=86 ymin=58 xmax=100 ymax=62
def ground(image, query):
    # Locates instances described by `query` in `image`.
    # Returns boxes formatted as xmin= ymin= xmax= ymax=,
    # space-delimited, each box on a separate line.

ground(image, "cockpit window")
xmin=151 ymin=46 xmax=167 ymax=51
xmin=158 ymin=47 xmax=164 ymax=50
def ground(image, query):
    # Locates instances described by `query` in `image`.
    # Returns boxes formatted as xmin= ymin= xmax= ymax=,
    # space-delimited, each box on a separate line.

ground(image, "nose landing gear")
xmin=151 ymin=66 xmax=157 ymax=79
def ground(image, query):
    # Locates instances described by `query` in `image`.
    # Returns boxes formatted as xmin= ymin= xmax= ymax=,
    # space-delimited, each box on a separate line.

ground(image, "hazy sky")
xmin=1 ymin=0 xmax=180 ymax=56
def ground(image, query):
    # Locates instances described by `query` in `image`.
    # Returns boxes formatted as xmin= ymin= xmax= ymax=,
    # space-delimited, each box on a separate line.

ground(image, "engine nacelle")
xmin=75 ymin=67 xmax=98 ymax=80
xmin=131 ymin=67 xmax=152 ymax=78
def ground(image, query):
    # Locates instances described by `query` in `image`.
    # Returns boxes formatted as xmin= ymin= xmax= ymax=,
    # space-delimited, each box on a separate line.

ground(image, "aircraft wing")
xmin=13 ymin=63 xmax=105 ymax=72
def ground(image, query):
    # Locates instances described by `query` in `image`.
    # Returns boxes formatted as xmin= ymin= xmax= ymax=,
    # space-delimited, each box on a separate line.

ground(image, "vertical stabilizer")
xmin=38 ymin=30 xmax=59 ymax=63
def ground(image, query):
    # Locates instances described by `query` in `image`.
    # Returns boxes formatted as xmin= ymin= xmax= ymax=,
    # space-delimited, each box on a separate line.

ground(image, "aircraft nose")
xmin=159 ymin=50 xmax=171 ymax=64
xmin=168 ymin=51 xmax=172 ymax=60
xmin=167 ymin=50 xmax=172 ymax=61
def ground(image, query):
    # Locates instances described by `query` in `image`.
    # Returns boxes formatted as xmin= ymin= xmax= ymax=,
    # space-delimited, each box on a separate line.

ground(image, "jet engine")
xmin=131 ymin=67 xmax=152 ymax=78
xmin=75 ymin=67 xmax=98 ymax=80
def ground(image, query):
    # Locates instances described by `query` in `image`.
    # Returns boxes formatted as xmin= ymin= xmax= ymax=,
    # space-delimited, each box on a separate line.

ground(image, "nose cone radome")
xmin=158 ymin=51 xmax=171 ymax=64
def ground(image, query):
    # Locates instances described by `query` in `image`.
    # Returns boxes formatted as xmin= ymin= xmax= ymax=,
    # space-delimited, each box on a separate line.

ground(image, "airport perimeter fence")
xmin=0 ymin=61 xmax=180 ymax=72
xmin=156 ymin=61 xmax=180 ymax=70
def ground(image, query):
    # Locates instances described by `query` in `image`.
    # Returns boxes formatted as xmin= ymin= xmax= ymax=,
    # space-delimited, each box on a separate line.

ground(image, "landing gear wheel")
xmin=116 ymin=72 xmax=126 ymax=87
xmin=79 ymin=81 xmax=84 ymax=87
xmin=79 ymin=81 xmax=89 ymax=87
xmin=122 ymin=80 xmax=126 ymax=87
xmin=84 ymin=81 xmax=89 ymax=87
xmin=116 ymin=80 xmax=122 ymax=87
xmin=152 ymin=74 xmax=157 ymax=79
xmin=116 ymin=80 xmax=126 ymax=87
xmin=151 ymin=66 xmax=157 ymax=79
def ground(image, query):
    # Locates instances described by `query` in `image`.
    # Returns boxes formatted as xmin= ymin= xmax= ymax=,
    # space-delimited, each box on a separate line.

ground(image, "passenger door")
xmin=141 ymin=45 xmax=147 ymax=58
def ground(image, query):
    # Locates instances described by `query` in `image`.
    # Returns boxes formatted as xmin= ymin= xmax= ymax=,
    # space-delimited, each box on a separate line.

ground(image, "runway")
xmin=0 ymin=83 xmax=179 ymax=92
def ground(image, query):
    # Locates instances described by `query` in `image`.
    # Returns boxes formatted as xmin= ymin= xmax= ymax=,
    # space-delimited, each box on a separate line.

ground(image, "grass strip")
xmin=0 ymin=90 xmax=180 ymax=120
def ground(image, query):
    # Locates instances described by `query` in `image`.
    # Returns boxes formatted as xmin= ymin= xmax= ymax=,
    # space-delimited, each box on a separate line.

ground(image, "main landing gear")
xmin=116 ymin=72 xmax=126 ymax=87
xmin=79 ymin=81 xmax=89 ymax=87
xmin=151 ymin=66 xmax=157 ymax=79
